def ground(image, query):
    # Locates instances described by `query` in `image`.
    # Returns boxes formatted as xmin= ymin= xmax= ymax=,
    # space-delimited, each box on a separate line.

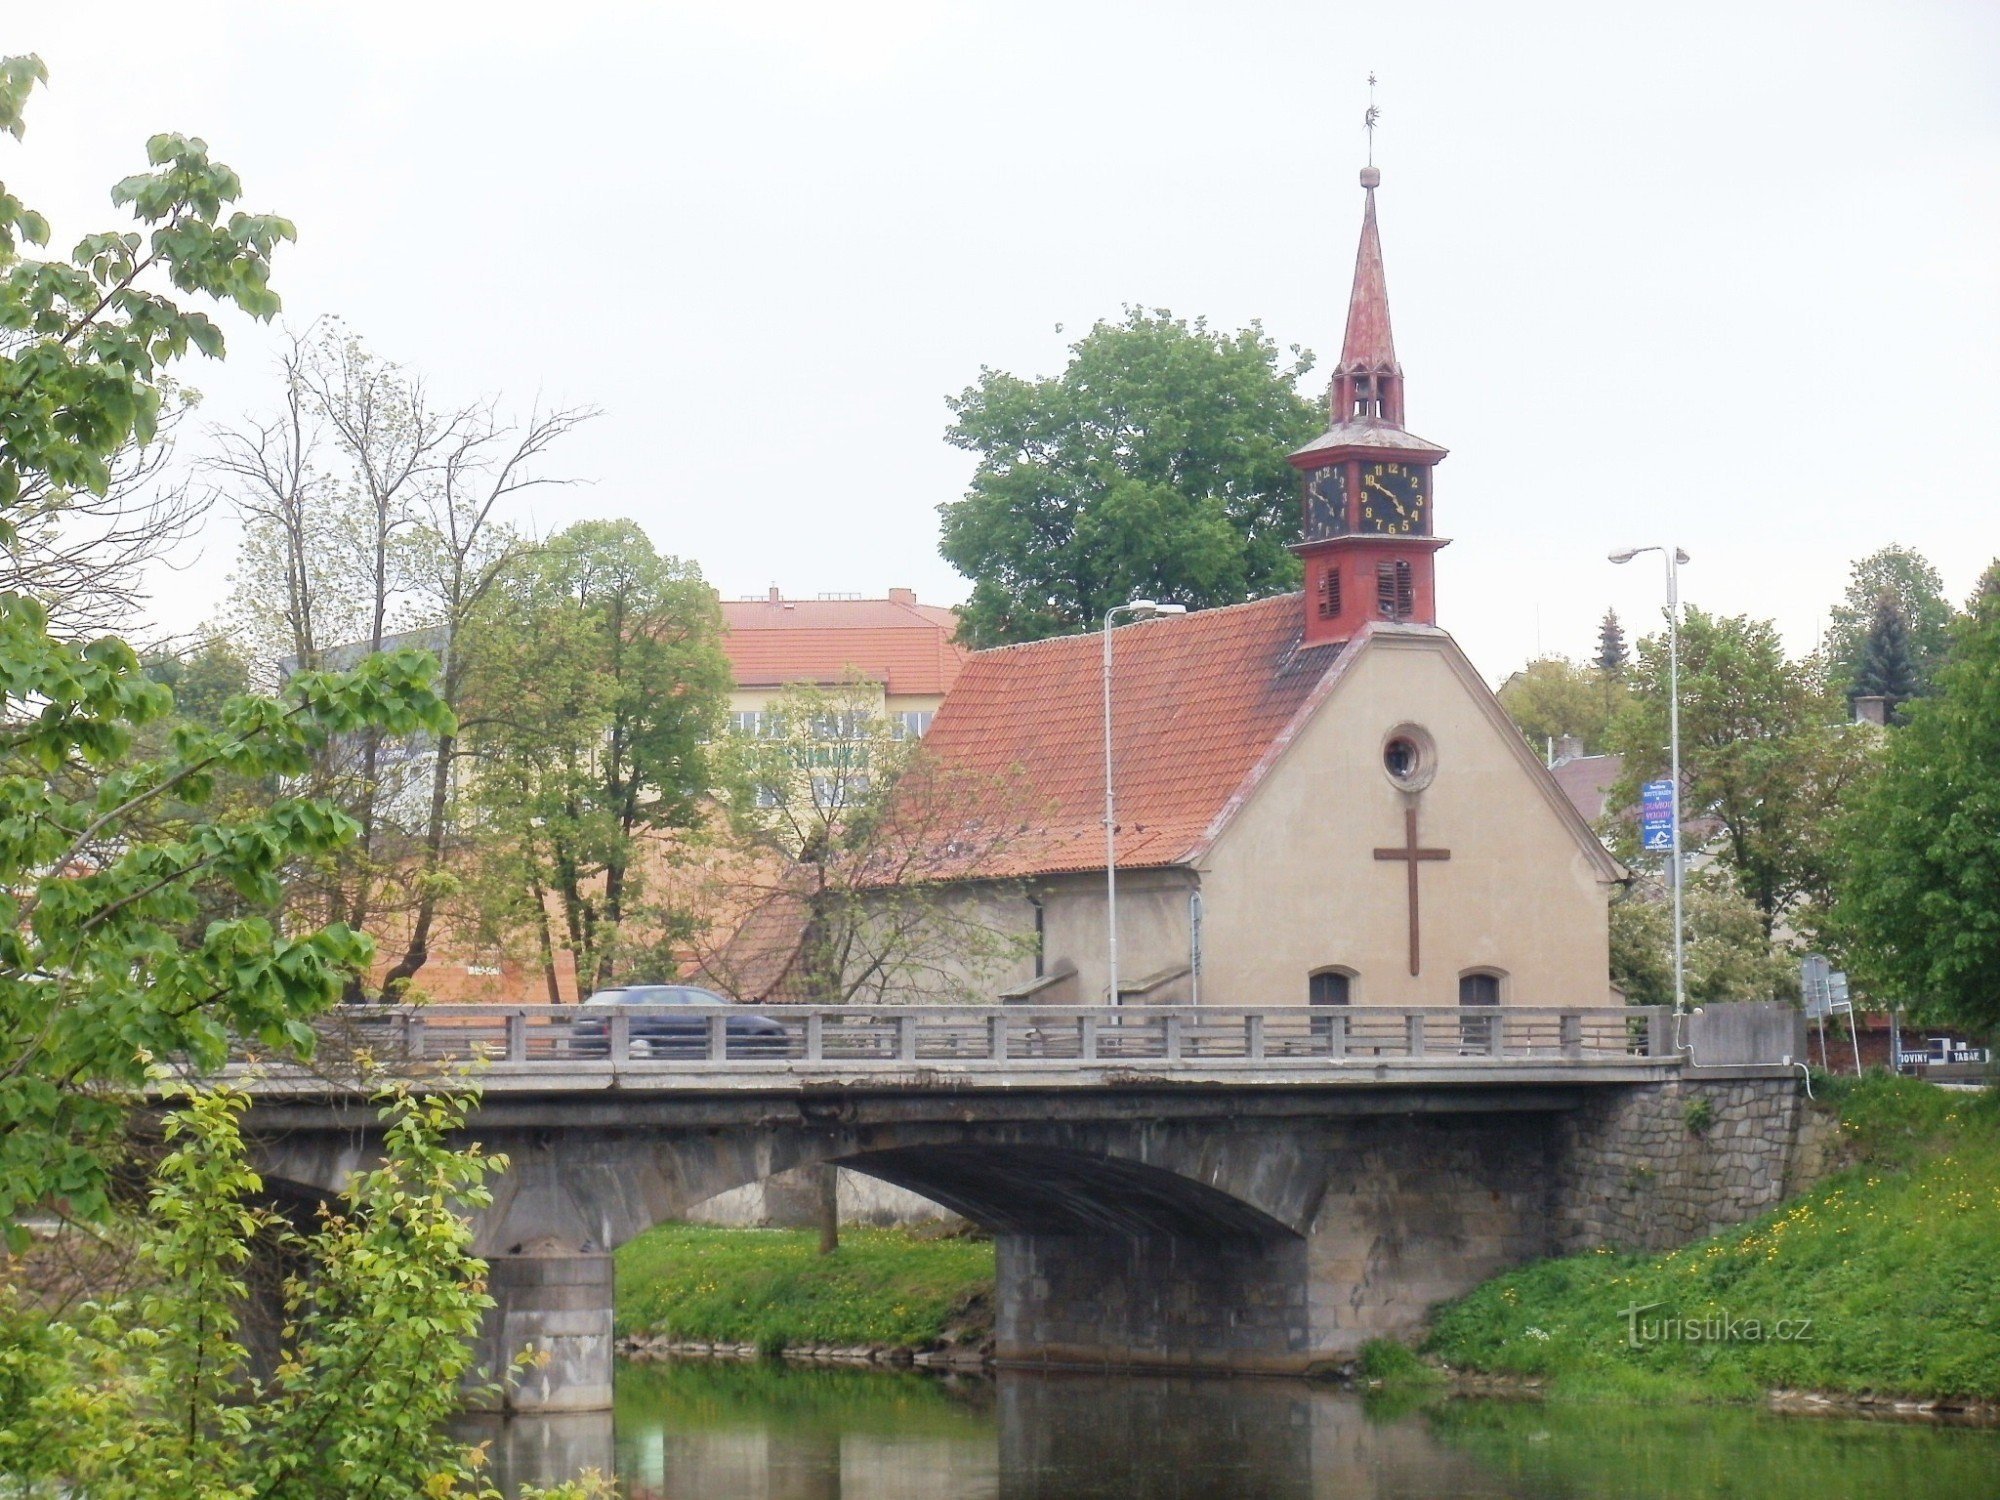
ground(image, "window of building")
xmin=1308 ymin=969 xmax=1352 ymax=1006
xmin=1375 ymin=559 xmax=1414 ymax=620
xmin=1318 ymin=567 xmax=1342 ymax=619
xmin=1351 ymin=374 xmax=1378 ymax=420
xmin=891 ymin=710 xmax=934 ymax=740
xmin=810 ymin=773 xmax=870 ymax=809
xmin=1459 ymin=971 xmax=1502 ymax=1006
xmin=1380 ymin=723 xmax=1437 ymax=792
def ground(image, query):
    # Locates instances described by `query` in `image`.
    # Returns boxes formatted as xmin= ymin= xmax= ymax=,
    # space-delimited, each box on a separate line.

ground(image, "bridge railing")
xmin=272 ymin=1003 xmax=1670 ymax=1072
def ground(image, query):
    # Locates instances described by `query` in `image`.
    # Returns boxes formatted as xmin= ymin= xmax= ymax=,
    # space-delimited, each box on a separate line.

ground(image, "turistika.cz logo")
xmin=1620 ymin=1303 xmax=1814 ymax=1349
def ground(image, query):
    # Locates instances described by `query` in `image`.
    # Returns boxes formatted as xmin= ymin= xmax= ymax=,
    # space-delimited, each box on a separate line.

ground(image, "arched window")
xmin=1458 ymin=969 xmax=1504 ymax=1054
xmin=1309 ymin=969 xmax=1352 ymax=1006
xmin=1459 ymin=972 xmax=1502 ymax=1007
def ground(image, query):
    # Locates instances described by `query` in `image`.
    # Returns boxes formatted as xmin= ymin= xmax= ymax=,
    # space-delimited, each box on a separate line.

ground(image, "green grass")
xmin=614 ymin=1224 xmax=995 ymax=1354
xmin=1425 ymin=1076 xmax=2000 ymax=1402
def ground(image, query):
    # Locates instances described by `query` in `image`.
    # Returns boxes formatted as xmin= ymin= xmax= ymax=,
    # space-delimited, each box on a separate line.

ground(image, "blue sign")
xmin=1640 ymin=778 xmax=1676 ymax=853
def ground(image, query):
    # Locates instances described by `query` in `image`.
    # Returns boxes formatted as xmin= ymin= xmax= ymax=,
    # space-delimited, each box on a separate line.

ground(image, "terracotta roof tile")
xmin=916 ymin=594 xmax=1349 ymax=879
xmin=719 ymin=595 xmax=968 ymax=696
xmin=1549 ymin=753 xmax=1624 ymax=825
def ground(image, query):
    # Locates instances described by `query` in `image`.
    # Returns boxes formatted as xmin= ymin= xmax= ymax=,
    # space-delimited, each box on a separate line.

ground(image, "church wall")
xmin=862 ymin=869 xmax=1198 ymax=1007
xmin=1197 ymin=634 xmax=1614 ymax=1008
xmin=1033 ymin=868 xmax=1198 ymax=1005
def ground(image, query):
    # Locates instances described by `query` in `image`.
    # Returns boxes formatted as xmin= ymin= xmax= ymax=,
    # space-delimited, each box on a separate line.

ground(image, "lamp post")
xmin=1103 ymin=598 xmax=1186 ymax=1006
xmin=1609 ymin=544 xmax=1690 ymax=1027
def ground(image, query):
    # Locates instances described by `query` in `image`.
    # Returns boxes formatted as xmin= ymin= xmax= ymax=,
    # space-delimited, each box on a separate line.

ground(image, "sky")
xmin=9 ymin=0 xmax=1999 ymax=682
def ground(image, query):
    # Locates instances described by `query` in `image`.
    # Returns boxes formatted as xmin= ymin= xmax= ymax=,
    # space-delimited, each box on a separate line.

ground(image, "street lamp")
xmin=1609 ymin=545 xmax=1691 ymax=1029
xmin=1103 ymin=598 xmax=1186 ymax=1006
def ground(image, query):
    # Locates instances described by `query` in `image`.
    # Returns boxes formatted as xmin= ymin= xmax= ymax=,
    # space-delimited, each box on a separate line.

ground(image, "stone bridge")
xmin=216 ymin=1002 xmax=1809 ymax=1410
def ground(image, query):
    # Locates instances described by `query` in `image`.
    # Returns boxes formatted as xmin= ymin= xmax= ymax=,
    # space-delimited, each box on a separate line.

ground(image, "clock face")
xmin=1358 ymin=462 xmax=1429 ymax=535
xmin=1304 ymin=465 xmax=1347 ymax=539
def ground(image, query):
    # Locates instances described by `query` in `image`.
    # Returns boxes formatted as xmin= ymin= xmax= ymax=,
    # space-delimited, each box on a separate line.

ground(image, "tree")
xmin=1606 ymin=608 xmax=1875 ymax=935
xmin=1609 ymin=870 xmax=1801 ymax=1009
xmin=1496 ymin=656 xmax=1626 ymax=757
xmin=219 ymin=328 xmax=596 ymax=995
xmin=0 ymin=71 xmax=603 ymax=1493
xmin=687 ymin=683 xmax=1034 ymax=1005
xmin=1596 ymin=609 xmax=1628 ymax=673
xmin=938 ymin=308 xmax=1322 ymax=647
xmin=1851 ymin=589 xmax=1920 ymax=720
xmin=1968 ymin=558 xmax=2000 ymax=613
xmin=0 ymin=54 xmax=467 ymax=1238
xmin=1 ymin=387 xmax=213 ymax=635
xmin=1825 ymin=544 xmax=1952 ymax=699
xmin=464 ymin=520 xmax=730 ymax=993
xmin=0 ymin=1087 xmax=604 ymax=1499
xmin=1830 ymin=592 xmax=2000 ymax=1032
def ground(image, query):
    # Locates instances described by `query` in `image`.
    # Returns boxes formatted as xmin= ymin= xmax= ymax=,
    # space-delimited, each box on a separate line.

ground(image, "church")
xmin=892 ymin=164 xmax=1622 ymax=1012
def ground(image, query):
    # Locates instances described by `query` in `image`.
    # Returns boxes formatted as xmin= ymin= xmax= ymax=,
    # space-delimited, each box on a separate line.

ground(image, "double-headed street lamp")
xmin=1609 ymin=544 xmax=1691 ymax=1029
xmin=1103 ymin=599 xmax=1186 ymax=1006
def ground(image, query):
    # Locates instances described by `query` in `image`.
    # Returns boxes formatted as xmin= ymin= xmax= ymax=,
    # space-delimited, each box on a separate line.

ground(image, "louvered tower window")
xmin=1376 ymin=560 xmax=1414 ymax=620
xmin=1318 ymin=567 xmax=1342 ymax=619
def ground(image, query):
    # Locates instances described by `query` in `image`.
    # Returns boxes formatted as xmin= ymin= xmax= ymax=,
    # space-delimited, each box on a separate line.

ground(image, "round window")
xmin=1380 ymin=724 xmax=1437 ymax=791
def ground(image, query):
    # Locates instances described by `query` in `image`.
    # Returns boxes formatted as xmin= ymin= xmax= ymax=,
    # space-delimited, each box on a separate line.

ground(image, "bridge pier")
xmin=466 ymin=1248 xmax=615 ymax=1413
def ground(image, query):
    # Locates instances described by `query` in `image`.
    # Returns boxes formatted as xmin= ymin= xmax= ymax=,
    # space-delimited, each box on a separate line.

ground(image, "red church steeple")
xmin=1289 ymin=164 xmax=1449 ymax=646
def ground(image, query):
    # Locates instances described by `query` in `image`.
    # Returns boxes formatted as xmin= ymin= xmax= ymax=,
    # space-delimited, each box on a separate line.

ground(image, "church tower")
xmin=1288 ymin=164 xmax=1449 ymax=645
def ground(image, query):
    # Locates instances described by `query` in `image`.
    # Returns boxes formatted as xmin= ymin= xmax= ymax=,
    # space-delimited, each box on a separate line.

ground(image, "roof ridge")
xmin=969 ymin=592 xmax=1306 ymax=659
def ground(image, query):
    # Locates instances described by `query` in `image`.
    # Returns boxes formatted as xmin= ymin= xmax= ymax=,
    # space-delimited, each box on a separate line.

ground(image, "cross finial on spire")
xmin=1364 ymin=72 xmax=1380 ymax=170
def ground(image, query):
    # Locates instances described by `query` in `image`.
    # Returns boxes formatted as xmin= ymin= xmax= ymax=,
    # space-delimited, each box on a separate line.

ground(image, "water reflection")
xmin=471 ymin=1359 xmax=2000 ymax=1499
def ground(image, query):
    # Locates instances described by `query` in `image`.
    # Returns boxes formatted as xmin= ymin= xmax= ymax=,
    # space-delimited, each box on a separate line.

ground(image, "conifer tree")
xmin=1595 ymin=609 xmax=1628 ymax=674
xmin=1852 ymin=590 xmax=1919 ymax=720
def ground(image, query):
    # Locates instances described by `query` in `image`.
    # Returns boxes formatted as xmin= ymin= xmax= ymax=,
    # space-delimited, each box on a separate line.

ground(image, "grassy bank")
xmin=614 ymin=1224 xmax=995 ymax=1353
xmin=1426 ymin=1075 xmax=2000 ymax=1403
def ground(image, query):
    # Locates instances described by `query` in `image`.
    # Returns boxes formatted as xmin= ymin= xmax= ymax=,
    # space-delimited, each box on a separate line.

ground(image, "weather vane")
xmin=1364 ymin=72 xmax=1380 ymax=167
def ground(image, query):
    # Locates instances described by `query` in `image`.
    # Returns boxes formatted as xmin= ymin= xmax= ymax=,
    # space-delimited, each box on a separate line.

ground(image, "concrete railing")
xmin=235 ymin=1003 xmax=1671 ymax=1079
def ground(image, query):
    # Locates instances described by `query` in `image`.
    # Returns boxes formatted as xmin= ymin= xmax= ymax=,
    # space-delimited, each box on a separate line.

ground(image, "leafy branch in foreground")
xmin=0 ymin=1086 xmax=607 ymax=1498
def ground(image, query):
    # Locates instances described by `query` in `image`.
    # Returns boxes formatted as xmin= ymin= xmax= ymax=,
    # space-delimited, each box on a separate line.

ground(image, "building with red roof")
xmin=841 ymin=164 xmax=1623 ymax=1011
xmin=719 ymin=587 xmax=967 ymax=738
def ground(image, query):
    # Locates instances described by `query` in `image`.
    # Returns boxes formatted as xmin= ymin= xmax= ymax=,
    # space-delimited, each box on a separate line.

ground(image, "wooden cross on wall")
xmin=1373 ymin=804 xmax=1451 ymax=977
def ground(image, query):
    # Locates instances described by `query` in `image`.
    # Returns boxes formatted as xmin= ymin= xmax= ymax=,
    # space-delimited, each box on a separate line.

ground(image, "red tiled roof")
xmin=719 ymin=595 xmax=968 ymax=696
xmin=915 ymin=594 xmax=1351 ymax=879
xmin=1550 ymin=753 xmax=1624 ymax=825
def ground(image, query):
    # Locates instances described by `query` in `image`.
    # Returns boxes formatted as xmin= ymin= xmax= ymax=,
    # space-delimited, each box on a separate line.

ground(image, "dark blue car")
xmin=569 ymin=985 xmax=788 ymax=1059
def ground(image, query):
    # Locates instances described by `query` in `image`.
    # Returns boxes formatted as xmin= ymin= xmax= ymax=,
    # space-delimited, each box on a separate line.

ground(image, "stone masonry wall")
xmin=1553 ymin=1075 xmax=1814 ymax=1255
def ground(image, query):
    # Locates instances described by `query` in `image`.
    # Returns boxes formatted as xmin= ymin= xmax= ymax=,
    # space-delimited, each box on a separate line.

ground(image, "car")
xmin=568 ymin=984 xmax=789 ymax=1059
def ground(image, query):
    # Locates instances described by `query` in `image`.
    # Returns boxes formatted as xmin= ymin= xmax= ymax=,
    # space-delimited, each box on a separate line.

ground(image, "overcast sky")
xmin=11 ymin=1 xmax=1999 ymax=681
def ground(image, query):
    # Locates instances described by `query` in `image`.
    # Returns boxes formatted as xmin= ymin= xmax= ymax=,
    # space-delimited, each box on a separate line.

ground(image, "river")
xmin=461 ymin=1359 xmax=2000 ymax=1498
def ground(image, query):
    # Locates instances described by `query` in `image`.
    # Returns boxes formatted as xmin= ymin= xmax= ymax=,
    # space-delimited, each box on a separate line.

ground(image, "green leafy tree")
xmin=0 ymin=57 xmax=604 ymax=1498
xmin=0 ymin=1087 xmax=605 ymax=1498
xmin=218 ymin=328 xmax=596 ymax=996
xmin=465 ymin=519 xmax=731 ymax=993
xmin=1609 ymin=870 xmax=1801 ymax=1009
xmin=1852 ymin=590 xmax=1920 ymax=720
xmin=0 ymin=55 xmax=466 ymax=1238
xmin=1825 ymin=544 xmax=1952 ymax=699
xmin=1607 ymin=608 xmax=1874 ymax=936
xmin=938 ymin=308 xmax=1321 ymax=646
xmin=1967 ymin=558 xmax=2000 ymax=613
xmin=1496 ymin=656 xmax=1626 ymax=756
xmin=1831 ymin=593 xmax=2000 ymax=1032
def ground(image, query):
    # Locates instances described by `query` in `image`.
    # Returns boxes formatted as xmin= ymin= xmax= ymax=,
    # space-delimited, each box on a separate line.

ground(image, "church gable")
xmin=1193 ymin=628 xmax=1620 ymax=1008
